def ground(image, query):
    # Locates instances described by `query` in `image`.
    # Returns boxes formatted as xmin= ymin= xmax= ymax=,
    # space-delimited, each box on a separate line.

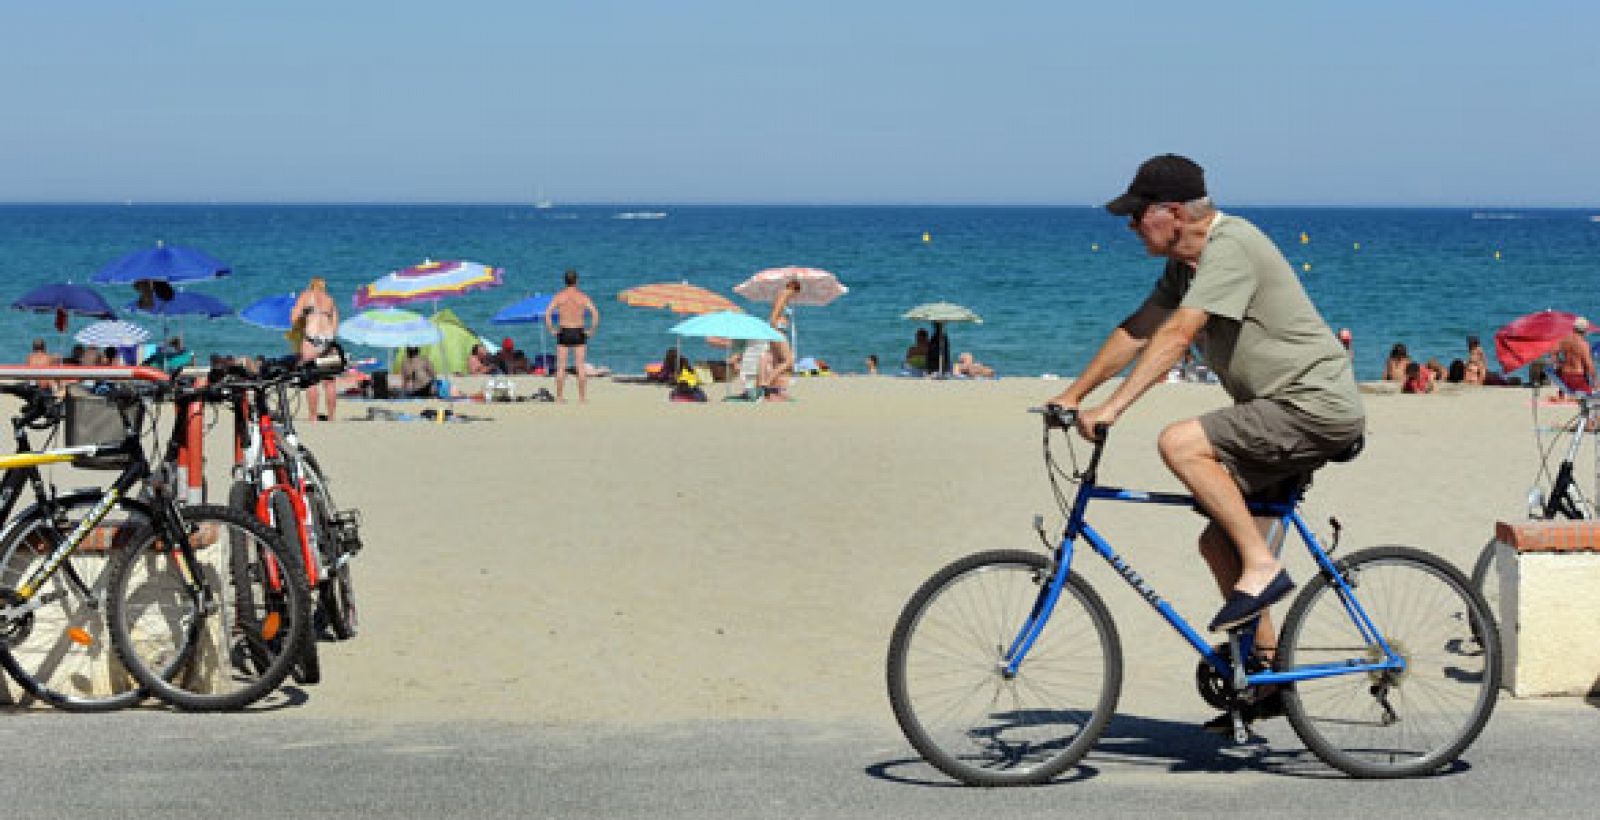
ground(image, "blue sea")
xmin=3 ymin=204 xmax=1598 ymax=381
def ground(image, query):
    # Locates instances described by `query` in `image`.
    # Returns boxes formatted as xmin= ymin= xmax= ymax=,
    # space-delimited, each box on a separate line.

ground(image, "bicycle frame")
xmin=1004 ymin=434 xmax=1405 ymax=691
xmin=231 ymin=381 xmax=320 ymax=587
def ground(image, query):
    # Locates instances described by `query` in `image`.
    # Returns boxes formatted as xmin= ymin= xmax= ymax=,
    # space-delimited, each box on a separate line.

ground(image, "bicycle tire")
xmin=0 ymin=492 xmax=155 ymax=712
xmin=307 ymin=485 xmax=358 ymax=640
xmin=107 ymin=504 xmax=312 ymax=711
xmin=227 ymin=479 xmax=254 ymax=517
xmin=268 ymin=492 xmax=321 ymax=686
xmin=1278 ymin=546 xmax=1500 ymax=778
xmin=887 ymin=549 xmax=1122 ymax=786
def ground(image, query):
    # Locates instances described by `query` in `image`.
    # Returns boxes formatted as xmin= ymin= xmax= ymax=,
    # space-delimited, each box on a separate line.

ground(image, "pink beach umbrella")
xmin=354 ymin=259 xmax=503 ymax=310
xmin=734 ymin=266 xmax=847 ymax=307
xmin=733 ymin=266 xmax=847 ymax=363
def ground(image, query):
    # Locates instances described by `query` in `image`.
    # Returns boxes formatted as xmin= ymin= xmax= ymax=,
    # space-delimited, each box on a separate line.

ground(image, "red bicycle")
xmin=221 ymin=354 xmax=363 ymax=685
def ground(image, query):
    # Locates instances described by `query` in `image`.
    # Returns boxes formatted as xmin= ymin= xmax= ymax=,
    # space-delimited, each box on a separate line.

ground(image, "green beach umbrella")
xmin=902 ymin=302 xmax=983 ymax=324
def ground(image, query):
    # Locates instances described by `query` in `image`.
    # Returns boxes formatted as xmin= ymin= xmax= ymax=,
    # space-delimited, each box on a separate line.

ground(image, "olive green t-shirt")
xmin=1149 ymin=214 xmax=1364 ymax=423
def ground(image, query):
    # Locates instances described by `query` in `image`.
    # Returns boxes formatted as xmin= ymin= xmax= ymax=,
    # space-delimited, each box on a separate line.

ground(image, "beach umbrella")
xmin=75 ymin=319 xmax=150 ymax=347
xmin=617 ymin=281 xmax=738 ymax=315
xmin=123 ymin=290 xmax=231 ymax=319
xmin=902 ymin=301 xmax=984 ymax=325
xmin=238 ymin=292 xmax=300 ymax=331
xmin=1494 ymin=309 xmax=1589 ymax=372
xmin=91 ymin=241 xmax=231 ymax=284
xmin=902 ymin=302 xmax=984 ymax=376
xmin=734 ymin=266 xmax=848 ymax=307
xmin=490 ymin=293 xmax=554 ymax=325
xmin=12 ymin=283 xmax=118 ymax=320
xmin=354 ymin=259 xmax=503 ymax=310
xmin=337 ymin=308 xmax=442 ymax=349
xmin=669 ymin=311 xmax=786 ymax=342
xmin=489 ymin=293 xmax=556 ymax=366
xmin=734 ymin=266 xmax=847 ymax=365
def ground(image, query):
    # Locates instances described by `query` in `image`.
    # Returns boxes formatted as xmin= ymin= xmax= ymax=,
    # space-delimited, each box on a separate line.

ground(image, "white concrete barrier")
xmin=1493 ymin=521 xmax=1600 ymax=697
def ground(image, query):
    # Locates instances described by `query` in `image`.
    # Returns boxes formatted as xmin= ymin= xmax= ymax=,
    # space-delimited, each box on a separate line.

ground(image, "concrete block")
xmin=1494 ymin=521 xmax=1600 ymax=697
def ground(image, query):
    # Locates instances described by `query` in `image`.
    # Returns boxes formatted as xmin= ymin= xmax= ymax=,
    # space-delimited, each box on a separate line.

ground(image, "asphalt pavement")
xmin=4 ymin=696 xmax=1596 ymax=818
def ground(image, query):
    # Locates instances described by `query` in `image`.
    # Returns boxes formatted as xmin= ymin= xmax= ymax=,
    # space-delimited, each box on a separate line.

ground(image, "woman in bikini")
xmin=291 ymin=277 xmax=340 ymax=421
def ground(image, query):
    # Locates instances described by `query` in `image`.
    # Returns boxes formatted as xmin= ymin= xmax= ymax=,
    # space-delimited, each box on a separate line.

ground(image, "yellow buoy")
xmin=921 ymin=232 xmax=931 ymax=243
xmin=1302 ymin=262 xmax=1312 ymax=272
xmin=1300 ymin=231 xmax=1309 ymax=244
xmin=1494 ymin=250 xmax=1502 ymax=260
xmin=1353 ymin=242 xmax=1361 ymax=251
xmin=1091 ymin=243 xmax=1099 ymax=252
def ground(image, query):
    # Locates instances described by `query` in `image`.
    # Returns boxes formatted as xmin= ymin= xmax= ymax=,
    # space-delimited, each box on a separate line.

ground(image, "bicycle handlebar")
xmin=0 ymin=383 xmax=64 ymax=430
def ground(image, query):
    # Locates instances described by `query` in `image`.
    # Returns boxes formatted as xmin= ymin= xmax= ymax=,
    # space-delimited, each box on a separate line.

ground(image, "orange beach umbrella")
xmin=617 ymin=282 xmax=739 ymax=315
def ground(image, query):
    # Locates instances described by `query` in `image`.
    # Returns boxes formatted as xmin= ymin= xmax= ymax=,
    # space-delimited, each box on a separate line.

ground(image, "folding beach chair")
xmin=724 ymin=340 xmax=768 ymax=402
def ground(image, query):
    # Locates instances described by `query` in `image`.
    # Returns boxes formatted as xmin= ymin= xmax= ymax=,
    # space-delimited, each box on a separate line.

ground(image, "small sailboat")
xmin=533 ymin=188 xmax=554 ymax=209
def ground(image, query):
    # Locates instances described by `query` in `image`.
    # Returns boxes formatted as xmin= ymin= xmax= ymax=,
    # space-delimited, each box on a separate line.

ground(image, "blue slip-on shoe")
xmin=1208 ymin=570 xmax=1296 ymax=632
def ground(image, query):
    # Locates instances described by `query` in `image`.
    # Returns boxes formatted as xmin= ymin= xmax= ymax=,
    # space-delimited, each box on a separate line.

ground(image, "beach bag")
xmin=63 ymin=386 xmax=142 ymax=470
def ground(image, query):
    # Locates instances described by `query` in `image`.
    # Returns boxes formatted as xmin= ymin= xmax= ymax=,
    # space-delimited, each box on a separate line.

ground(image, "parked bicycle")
xmin=221 ymin=354 xmax=364 ymax=684
xmin=887 ymin=406 xmax=1500 ymax=783
xmin=0 ymin=370 xmax=313 ymax=711
xmin=1469 ymin=391 xmax=1595 ymax=639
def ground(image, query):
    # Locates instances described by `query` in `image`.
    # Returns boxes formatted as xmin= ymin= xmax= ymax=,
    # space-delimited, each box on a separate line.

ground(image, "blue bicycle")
xmin=887 ymin=407 xmax=1500 ymax=783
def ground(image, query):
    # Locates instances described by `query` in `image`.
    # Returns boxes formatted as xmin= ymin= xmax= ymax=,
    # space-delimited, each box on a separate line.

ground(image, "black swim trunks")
xmin=557 ymin=327 xmax=588 ymax=347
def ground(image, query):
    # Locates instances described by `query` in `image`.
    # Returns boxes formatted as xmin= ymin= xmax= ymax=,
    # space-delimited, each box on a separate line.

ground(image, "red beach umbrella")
xmin=1494 ymin=309 xmax=1590 ymax=372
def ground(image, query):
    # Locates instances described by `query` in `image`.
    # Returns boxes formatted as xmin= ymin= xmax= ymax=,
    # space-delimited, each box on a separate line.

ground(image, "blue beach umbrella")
xmin=338 ymin=308 xmax=442 ymax=349
xmin=669 ymin=311 xmax=785 ymax=342
xmin=238 ymin=292 xmax=299 ymax=331
xmin=123 ymin=290 xmax=231 ymax=319
xmin=490 ymin=293 xmax=554 ymax=325
xmin=12 ymin=283 xmax=118 ymax=319
xmin=92 ymin=241 xmax=231 ymax=285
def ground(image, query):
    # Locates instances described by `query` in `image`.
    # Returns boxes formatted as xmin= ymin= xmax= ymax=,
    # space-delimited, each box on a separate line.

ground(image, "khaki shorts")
xmin=1198 ymin=399 xmax=1365 ymax=496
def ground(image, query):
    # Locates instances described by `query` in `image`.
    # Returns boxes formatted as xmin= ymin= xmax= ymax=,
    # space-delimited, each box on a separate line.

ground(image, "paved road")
xmin=5 ymin=697 xmax=1595 ymax=818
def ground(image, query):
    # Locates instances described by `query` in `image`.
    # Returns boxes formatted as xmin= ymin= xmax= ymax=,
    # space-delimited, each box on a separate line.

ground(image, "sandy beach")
xmin=128 ymin=373 xmax=1531 ymax=730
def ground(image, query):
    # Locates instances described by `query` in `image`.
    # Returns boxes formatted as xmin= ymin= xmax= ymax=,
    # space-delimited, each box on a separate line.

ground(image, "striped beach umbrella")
xmin=75 ymin=320 xmax=151 ymax=347
xmin=354 ymin=259 xmax=503 ymax=309
xmin=734 ymin=266 xmax=847 ymax=307
xmin=337 ymin=308 xmax=442 ymax=349
xmin=617 ymin=281 xmax=738 ymax=315
xmin=902 ymin=302 xmax=983 ymax=324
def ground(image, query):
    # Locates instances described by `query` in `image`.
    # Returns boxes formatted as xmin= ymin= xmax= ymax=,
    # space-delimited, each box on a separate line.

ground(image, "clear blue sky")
xmin=3 ymin=1 xmax=1596 ymax=205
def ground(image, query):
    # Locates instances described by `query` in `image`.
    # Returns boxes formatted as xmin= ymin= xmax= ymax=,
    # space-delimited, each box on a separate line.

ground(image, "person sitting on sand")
xmin=954 ymin=351 xmax=995 ymax=378
xmin=865 ymin=354 xmax=879 ymax=376
xmin=1447 ymin=359 xmax=1466 ymax=384
xmin=468 ymin=344 xmax=495 ymax=375
xmin=400 ymin=347 xmax=438 ymax=397
xmin=1555 ymin=317 xmax=1596 ymax=394
xmin=1402 ymin=361 xmax=1434 ymax=394
xmin=26 ymin=338 xmax=61 ymax=394
xmin=905 ymin=329 xmax=930 ymax=372
xmin=1383 ymin=343 xmax=1410 ymax=382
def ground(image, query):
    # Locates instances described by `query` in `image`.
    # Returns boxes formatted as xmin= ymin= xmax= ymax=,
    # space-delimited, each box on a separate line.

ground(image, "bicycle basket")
xmin=63 ymin=387 xmax=142 ymax=470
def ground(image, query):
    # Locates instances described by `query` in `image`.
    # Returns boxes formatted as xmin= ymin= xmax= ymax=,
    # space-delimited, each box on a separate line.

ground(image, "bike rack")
xmin=0 ymin=365 xmax=205 ymax=503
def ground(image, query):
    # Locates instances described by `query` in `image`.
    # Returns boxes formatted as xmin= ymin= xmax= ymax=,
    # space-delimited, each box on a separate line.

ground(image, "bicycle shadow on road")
xmin=864 ymin=712 xmax=1471 ymax=786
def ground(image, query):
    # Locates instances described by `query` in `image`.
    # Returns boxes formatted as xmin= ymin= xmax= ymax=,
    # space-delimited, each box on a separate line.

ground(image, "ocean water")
xmin=2 ymin=204 xmax=1597 ymax=381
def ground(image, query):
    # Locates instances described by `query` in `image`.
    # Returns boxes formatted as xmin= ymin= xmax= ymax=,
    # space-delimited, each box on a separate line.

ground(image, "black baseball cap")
xmin=1105 ymin=154 xmax=1207 ymax=216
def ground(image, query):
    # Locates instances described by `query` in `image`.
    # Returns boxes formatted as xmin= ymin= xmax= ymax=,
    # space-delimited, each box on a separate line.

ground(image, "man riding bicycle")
xmin=1046 ymin=154 xmax=1365 ymax=730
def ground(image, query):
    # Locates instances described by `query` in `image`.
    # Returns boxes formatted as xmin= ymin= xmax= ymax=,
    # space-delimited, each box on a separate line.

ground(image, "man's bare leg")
xmin=1197 ymin=522 xmax=1280 ymax=655
xmin=574 ymin=345 xmax=588 ymax=403
xmin=554 ymin=346 xmax=569 ymax=402
xmin=1158 ymin=419 xmax=1283 ymax=596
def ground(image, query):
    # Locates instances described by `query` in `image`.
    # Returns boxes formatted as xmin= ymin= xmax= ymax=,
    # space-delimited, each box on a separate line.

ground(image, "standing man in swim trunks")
xmin=291 ymin=276 xmax=340 ymax=421
xmin=1045 ymin=155 xmax=1365 ymax=731
xmin=1555 ymin=316 xmax=1595 ymax=394
xmin=543 ymin=268 xmax=600 ymax=403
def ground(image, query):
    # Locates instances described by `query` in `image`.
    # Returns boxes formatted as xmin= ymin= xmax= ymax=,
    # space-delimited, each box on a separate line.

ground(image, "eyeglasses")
xmin=1129 ymin=201 xmax=1169 ymax=228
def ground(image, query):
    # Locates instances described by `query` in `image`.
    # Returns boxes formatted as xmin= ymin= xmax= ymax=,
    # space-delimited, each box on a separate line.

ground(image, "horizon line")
xmin=3 ymin=200 xmax=1599 ymax=210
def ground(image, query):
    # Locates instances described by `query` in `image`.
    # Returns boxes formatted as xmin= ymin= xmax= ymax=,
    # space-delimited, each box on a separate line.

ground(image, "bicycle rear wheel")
xmin=887 ymin=550 xmax=1121 ymax=786
xmin=0 ymin=492 xmax=154 ymax=711
xmin=107 ymin=504 xmax=311 ymax=711
xmin=307 ymin=485 xmax=358 ymax=640
xmin=1279 ymin=546 xmax=1500 ymax=778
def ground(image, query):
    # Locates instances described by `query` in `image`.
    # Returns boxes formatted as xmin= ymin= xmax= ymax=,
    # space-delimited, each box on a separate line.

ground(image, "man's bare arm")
xmin=1099 ymin=307 xmax=1208 ymax=416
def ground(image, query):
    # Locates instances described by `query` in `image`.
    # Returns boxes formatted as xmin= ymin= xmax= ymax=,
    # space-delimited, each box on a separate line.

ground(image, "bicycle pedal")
xmin=1230 ymin=711 xmax=1250 ymax=744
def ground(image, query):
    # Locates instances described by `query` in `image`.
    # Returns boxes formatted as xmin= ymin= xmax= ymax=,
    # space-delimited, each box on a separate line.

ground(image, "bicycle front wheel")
xmin=107 ymin=504 xmax=311 ymax=711
xmin=1279 ymin=546 xmax=1500 ymax=778
xmin=0 ymin=492 xmax=154 ymax=711
xmin=887 ymin=550 xmax=1122 ymax=786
